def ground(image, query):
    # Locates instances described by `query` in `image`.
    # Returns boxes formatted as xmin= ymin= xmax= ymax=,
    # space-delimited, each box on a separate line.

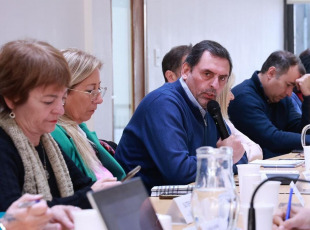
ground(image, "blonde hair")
xmin=216 ymin=73 xmax=235 ymax=120
xmin=62 ymin=48 xmax=102 ymax=88
xmin=58 ymin=48 xmax=103 ymax=178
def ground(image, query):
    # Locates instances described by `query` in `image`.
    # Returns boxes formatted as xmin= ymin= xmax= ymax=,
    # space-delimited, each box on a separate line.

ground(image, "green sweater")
xmin=51 ymin=123 xmax=125 ymax=181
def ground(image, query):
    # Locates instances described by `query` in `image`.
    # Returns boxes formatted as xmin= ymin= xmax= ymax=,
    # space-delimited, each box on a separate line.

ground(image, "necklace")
xmin=40 ymin=143 xmax=50 ymax=180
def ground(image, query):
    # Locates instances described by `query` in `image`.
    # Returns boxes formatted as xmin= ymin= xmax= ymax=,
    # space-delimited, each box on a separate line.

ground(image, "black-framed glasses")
xmin=68 ymin=87 xmax=107 ymax=101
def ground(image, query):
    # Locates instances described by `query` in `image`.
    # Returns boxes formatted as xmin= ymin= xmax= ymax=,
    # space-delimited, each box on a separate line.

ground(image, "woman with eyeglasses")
xmin=51 ymin=48 xmax=126 ymax=183
xmin=0 ymin=40 xmax=122 ymax=217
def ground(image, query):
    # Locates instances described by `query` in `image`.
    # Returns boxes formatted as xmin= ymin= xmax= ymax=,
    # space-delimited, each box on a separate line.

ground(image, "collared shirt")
xmin=179 ymin=77 xmax=207 ymax=119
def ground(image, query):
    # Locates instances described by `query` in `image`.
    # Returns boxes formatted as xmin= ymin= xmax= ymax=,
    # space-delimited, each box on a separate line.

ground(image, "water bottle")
xmin=191 ymin=146 xmax=239 ymax=230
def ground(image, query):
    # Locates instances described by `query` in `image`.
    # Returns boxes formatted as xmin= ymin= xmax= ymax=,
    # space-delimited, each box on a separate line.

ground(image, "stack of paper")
xmin=250 ymin=159 xmax=304 ymax=168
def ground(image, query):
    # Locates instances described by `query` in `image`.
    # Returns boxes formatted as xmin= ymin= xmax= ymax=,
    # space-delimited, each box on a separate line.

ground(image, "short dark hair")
xmin=299 ymin=48 xmax=310 ymax=74
xmin=261 ymin=50 xmax=305 ymax=77
xmin=162 ymin=44 xmax=192 ymax=82
xmin=0 ymin=39 xmax=70 ymax=114
xmin=185 ymin=40 xmax=233 ymax=75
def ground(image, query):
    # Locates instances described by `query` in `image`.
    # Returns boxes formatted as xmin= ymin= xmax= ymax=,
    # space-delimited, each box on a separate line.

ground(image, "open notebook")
xmin=87 ymin=178 xmax=163 ymax=230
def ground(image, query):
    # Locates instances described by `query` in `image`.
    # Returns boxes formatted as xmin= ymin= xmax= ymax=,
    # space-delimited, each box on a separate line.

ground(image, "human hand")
xmin=296 ymin=73 xmax=310 ymax=96
xmin=216 ymin=134 xmax=245 ymax=163
xmin=277 ymin=206 xmax=310 ymax=230
xmin=42 ymin=223 xmax=62 ymax=230
xmin=4 ymin=194 xmax=52 ymax=230
xmin=272 ymin=207 xmax=286 ymax=229
xmin=91 ymin=177 xmax=121 ymax=192
xmin=49 ymin=205 xmax=80 ymax=230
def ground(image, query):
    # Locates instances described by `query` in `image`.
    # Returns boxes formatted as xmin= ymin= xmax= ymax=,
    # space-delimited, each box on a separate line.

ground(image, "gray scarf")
xmin=0 ymin=114 xmax=74 ymax=200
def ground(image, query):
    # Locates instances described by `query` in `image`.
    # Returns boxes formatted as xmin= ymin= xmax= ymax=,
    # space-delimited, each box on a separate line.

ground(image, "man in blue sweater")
xmin=115 ymin=40 xmax=247 ymax=192
xmin=229 ymin=50 xmax=310 ymax=159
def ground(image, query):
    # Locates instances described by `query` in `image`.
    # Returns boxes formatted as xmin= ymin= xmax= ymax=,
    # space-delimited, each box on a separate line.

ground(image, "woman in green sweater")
xmin=51 ymin=48 xmax=125 ymax=182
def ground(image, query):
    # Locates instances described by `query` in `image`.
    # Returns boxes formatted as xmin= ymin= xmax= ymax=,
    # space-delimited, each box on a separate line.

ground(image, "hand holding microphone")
xmin=207 ymin=100 xmax=244 ymax=162
xmin=207 ymin=100 xmax=230 ymax=139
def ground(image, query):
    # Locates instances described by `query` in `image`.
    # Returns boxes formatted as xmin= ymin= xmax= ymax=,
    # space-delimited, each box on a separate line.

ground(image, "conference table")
xmin=150 ymin=152 xmax=310 ymax=230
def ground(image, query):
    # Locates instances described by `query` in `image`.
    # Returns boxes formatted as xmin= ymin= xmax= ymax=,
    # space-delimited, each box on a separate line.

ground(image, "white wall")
xmin=0 ymin=0 xmax=285 ymax=141
xmin=0 ymin=0 xmax=114 ymax=140
xmin=145 ymin=0 xmax=284 ymax=92
xmin=0 ymin=1 xmax=85 ymax=49
xmin=91 ymin=0 xmax=114 ymax=141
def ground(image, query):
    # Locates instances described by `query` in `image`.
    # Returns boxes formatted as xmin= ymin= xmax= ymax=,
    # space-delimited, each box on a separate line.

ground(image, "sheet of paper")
xmin=250 ymin=160 xmax=304 ymax=168
xmin=166 ymin=193 xmax=193 ymax=224
xmin=290 ymin=181 xmax=305 ymax=207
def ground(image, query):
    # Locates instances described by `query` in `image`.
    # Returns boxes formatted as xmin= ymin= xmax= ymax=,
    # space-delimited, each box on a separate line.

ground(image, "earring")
xmin=9 ymin=111 xmax=15 ymax=119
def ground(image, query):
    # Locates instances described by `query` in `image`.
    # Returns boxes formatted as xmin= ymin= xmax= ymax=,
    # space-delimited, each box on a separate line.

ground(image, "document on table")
xmin=250 ymin=159 xmax=304 ymax=168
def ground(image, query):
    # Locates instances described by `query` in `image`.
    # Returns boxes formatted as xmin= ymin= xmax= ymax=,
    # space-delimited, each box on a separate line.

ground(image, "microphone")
xmin=207 ymin=100 xmax=230 ymax=140
xmin=248 ymin=176 xmax=310 ymax=230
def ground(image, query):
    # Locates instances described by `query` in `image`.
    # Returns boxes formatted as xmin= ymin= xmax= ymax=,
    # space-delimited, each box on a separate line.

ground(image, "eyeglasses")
xmin=68 ymin=87 xmax=107 ymax=101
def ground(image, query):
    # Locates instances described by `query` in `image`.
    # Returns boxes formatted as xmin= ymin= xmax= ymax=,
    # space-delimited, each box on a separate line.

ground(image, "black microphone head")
xmin=207 ymin=100 xmax=221 ymax=116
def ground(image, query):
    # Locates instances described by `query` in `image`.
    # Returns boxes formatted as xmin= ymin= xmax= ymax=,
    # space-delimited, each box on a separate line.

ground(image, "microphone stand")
xmin=248 ymin=176 xmax=310 ymax=230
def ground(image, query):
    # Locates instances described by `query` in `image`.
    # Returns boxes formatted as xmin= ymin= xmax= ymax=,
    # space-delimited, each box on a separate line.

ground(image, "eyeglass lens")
xmin=91 ymin=87 xmax=107 ymax=100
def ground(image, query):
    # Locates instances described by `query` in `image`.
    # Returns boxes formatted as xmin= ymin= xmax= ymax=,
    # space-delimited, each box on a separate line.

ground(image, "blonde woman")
xmin=217 ymin=74 xmax=263 ymax=161
xmin=51 ymin=48 xmax=125 ymax=182
xmin=0 ymin=40 xmax=115 ymax=212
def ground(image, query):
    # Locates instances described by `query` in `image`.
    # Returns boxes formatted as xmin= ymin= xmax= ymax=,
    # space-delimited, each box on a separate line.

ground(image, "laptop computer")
xmin=87 ymin=177 xmax=163 ymax=230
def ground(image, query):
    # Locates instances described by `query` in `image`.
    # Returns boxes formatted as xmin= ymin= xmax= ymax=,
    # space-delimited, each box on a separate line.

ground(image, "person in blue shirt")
xmin=229 ymin=50 xmax=310 ymax=159
xmin=291 ymin=90 xmax=302 ymax=114
xmin=115 ymin=40 xmax=247 ymax=192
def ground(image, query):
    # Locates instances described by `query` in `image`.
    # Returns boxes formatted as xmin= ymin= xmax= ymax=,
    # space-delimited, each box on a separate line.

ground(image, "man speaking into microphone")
xmin=115 ymin=40 xmax=247 ymax=192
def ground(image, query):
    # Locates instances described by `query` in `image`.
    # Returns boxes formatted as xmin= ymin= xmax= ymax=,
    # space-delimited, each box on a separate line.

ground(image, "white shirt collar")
xmin=179 ymin=77 xmax=206 ymax=117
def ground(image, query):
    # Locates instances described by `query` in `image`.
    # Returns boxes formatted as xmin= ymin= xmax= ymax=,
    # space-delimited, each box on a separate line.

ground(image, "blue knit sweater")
xmin=229 ymin=71 xmax=310 ymax=159
xmin=115 ymin=80 xmax=247 ymax=192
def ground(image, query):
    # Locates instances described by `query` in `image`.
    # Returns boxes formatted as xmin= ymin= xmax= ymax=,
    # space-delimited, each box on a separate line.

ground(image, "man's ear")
xmin=182 ymin=62 xmax=191 ymax=80
xmin=165 ymin=70 xmax=177 ymax=83
xmin=267 ymin=66 xmax=277 ymax=80
xmin=3 ymin=97 xmax=15 ymax=110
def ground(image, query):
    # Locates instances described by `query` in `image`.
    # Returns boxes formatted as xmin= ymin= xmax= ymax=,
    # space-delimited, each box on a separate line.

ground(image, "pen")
xmin=18 ymin=199 xmax=40 ymax=208
xmin=285 ymin=188 xmax=293 ymax=220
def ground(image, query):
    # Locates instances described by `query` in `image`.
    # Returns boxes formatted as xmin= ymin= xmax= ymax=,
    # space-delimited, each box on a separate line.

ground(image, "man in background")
xmin=162 ymin=44 xmax=192 ymax=83
xmin=291 ymin=48 xmax=310 ymax=114
xmin=229 ymin=50 xmax=310 ymax=159
xmin=115 ymin=40 xmax=246 ymax=192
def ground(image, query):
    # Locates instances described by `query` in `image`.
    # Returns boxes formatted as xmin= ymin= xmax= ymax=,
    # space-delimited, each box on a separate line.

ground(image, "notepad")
xmin=250 ymin=159 xmax=304 ymax=168
xmin=150 ymin=185 xmax=194 ymax=197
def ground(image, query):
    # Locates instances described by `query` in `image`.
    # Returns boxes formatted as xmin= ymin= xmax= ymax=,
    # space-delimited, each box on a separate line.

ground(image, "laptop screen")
xmin=87 ymin=178 xmax=163 ymax=230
